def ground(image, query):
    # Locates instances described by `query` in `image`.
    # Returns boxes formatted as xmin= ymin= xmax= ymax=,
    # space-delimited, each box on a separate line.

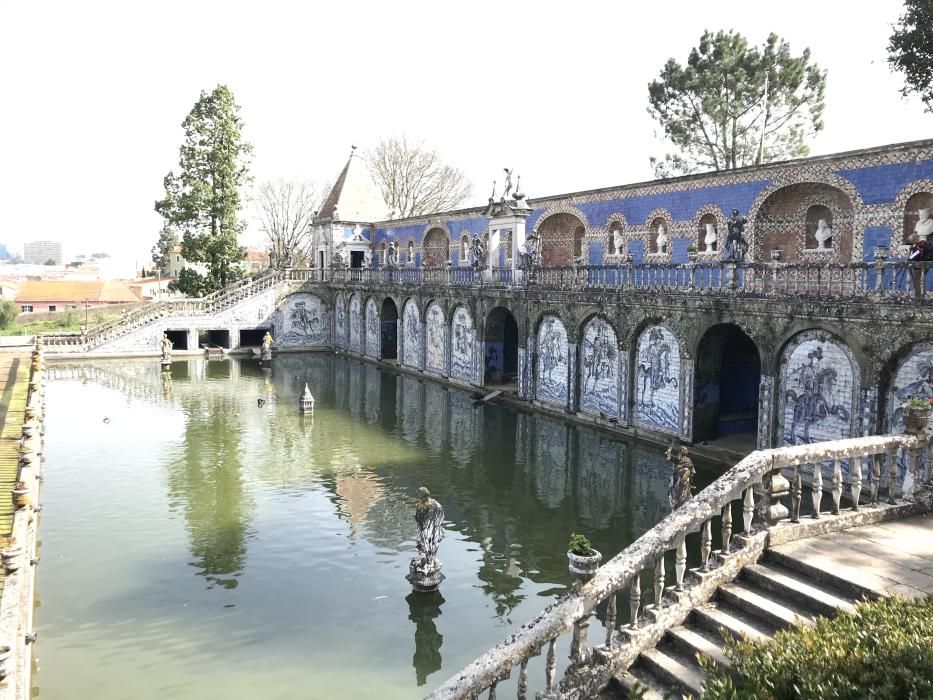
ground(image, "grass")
xmin=4 ymin=304 xmax=141 ymax=335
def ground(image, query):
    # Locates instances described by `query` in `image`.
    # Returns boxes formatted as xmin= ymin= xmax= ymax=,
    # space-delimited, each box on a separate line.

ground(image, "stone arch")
xmin=422 ymin=226 xmax=451 ymax=267
xmin=894 ymin=180 xmax=933 ymax=246
xmin=776 ymin=329 xmax=859 ymax=446
xmin=334 ymin=291 xmax=348 ymax=350
xmin=450 ymin=305 xmax=476 ymax=383
xmin=578 ymin=314 xmax=622 ymax=418
xmin=424 ymin=300 xmax=447 ymax=374
xmin=401 ymin=297 xmax=422 ymax=368
xmin=748 ymin=176 xmax=862 ymax=262
xmin=365 ymin=296 xmax=380 ymax=358
xmin=692 ymin=204 xmax=727 ymax=256
xmin=533 ymin=205 xmax=589 ymax=266
xmin=274 ymin=292 xmax=329 ymax=348
xmin=348 ymin=293 xmax=362 ymax=354
xmin=484 ymin=306 xmax=519 ymax=384
xmin=881 ymin=340 xmax=933 ymax=432
xmin=633 ymin=323 xmax=681 ymax=434
xmin=693 ymin=323 xmax=762 ymax=443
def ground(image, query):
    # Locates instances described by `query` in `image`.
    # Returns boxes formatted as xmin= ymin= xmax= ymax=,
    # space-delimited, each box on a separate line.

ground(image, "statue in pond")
xmin=160 ymin=333 xmax=172 ymax=368
xmin=724 ymin=209 xmax=749 ymax=262
xmin=665 ymin=444 xmax=695 ymax=510
xmin=406 ymin=487 xmax=445 ymax=592
xmin=260 ymin=331 xmax=273 ymax=361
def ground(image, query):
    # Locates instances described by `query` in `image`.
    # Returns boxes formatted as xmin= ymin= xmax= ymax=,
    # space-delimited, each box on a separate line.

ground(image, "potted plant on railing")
xmin=687 ymin=245 xmax=698 ymax=263
xmin=567 ymin=533 xmax=601 ymax=581
xmin=900 ymin=395 xmax=933 ymax=435
xmin=11 ymin=481 xmax=30 ymax=510
xmin=771 ymin=249 xmax=782 ymax=262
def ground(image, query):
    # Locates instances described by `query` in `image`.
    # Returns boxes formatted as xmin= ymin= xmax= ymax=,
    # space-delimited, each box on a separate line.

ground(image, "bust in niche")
xmin=814 ymin=219 xmax=832 ymax=250
xmin=916 ymin=208 xmax=933 ymax=242
xmin=613 ymin=227 xmax=624 ymax=255
xmin=655 ymin=223 xmax=668 ymax=254
xmin=703 ymin=223 xmax=717 ymax=252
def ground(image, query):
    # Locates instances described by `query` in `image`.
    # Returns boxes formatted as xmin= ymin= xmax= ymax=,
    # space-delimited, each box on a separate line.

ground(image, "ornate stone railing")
xmin=425 ymin=433 xmax=929 ymax=700
xmin=325 ymin=261 xmax=933 ymax=300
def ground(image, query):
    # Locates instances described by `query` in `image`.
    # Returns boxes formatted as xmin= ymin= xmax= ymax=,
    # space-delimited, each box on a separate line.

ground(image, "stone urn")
xmin=567 ymin=549 xmax=602 ymax=580
xmin=902 ymin=403 xmax=932 ymax=435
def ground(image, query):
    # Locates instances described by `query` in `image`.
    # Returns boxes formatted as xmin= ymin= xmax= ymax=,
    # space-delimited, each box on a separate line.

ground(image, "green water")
xmin=35 ymin=355 xmax=714 ymax=699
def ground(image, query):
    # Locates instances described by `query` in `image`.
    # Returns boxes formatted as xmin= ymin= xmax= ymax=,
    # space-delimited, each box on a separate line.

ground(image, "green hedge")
xmin=699 ymin=595 xmax=933 ymax=699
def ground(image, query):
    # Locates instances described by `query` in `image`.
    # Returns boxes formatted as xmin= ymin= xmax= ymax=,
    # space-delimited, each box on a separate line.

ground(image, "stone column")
xmin=679 ymin=359 xmax=694 ymax=441
xmin=566 ymin=343 xmax=578 ymax=413
xmin=756 ymin=375 xmax=776 ymax=449
xmin=418 ymin=317 xmax=426 ymax=372
xmin=442 ymin=322 xmax=451 ymax=378
xmin=517 ymin=344 xmax=527 ymax=399
xmin=617 ymin=349 xmax=629 ymax=427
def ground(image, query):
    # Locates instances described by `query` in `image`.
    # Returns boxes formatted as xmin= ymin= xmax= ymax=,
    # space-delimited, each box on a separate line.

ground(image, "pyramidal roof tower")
xmin=317 ymin=146 xmax=388 ymax=223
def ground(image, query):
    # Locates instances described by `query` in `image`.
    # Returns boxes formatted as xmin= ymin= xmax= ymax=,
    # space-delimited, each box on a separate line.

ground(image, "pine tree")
xmin=155 ymin=85 xmax=252 ymax=295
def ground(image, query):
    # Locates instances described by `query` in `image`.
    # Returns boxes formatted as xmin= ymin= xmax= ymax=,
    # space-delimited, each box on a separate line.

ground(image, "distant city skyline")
xmin=2 ymin=0 xmax=930 ymax=278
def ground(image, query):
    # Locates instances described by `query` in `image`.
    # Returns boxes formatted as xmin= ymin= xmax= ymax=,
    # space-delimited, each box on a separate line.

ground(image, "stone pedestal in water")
xmin=406 ymin=487 xmax=445 ymax=593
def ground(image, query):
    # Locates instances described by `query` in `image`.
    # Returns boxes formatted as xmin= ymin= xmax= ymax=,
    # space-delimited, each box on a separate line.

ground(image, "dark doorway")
xmin=239 ymin=328 xmax=268 ymax=347
xmin=484 ymin=307 xmax=518 ymax=384
xmin=381 ymin=298 xmax=398 ymax=360
xmin=693 ymin=324 xmax=761 ymax=442
xmin=165 ymin=330 xmax=188 ymax=350
xmin=351 ymin=251 xmax=364 ymax=269
xmin=207 ymin=329 xmax=230 ymax=348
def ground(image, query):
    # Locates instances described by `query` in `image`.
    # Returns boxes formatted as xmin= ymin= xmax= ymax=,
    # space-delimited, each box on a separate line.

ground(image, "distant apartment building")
xmin=23 ymin=240 xmax=63 ymax=266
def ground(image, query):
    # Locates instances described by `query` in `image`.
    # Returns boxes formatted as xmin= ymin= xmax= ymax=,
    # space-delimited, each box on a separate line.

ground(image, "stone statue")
xmin=406 ymin=487 xmax=445 ymax=592
xmin=665 ymin=445 xmax=695 ymax=510
xmin=461 ymin=237 xmax=469 ymax=264
xmin=260 ymin=331 xmax=273 ymax=361
xmin=725 ymin=209 xmax=749 ymax=261
xmin=613 ymin=227 xmax=624 ymax=255
xmin=502 ymin=168 xmax=513 ymax=200
xmin=470 ymin=236 xmax=487 ymax=269
xmin=159 ymin=333 xmax=172 ymax=368
xmin=655 ymin=223 xmax=669 ymax=254
xmin=386 ymin=241 xmax=399 ymax=267
xmin=704 ymin=222 xmax=717 ymax=252
xmin=363 ymin=250 xmax=372 ymax=269
xmin=916 ymin=208 xmax=933 ymax=242
xmin=519 ymin=230 xmax=540 ymax=270
xmin=814 ymin=218 xmax=833 ymax=250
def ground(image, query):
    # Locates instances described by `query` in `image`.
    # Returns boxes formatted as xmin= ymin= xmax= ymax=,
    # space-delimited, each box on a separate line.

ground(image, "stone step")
xmin=692 ymin=601 xmax=774 ymax=644
xmin=607 ymin=669 xmax=669 ymax=700
xmin=743 ymin=562 xmax=857 ymax=618
xmin=666 ymin=624 xmax=732 ymax=669
xmin=764 ymin=547 xmax=883 ymax=602
xmin=637 ymin=647 xmax=705 ymax=698
xmin=718 ymin=580 xmax=815 ymax=630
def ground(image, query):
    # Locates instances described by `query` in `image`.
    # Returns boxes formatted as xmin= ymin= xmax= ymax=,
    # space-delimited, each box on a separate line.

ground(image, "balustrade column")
xmin=870 ymin=453 xmax=882 ymax=504
xmin=812 ymin=462 xmax=823 ymax=517
xmin=831 ymin=459 xmax=843 ymax=514
xmin=700 ymin=518 xmax=712 ymax=572
xmin=888 ymin=450 xmax=899 ymax=504
xmin=721 ymin=503 xmax=733 ymax=555
xmin=674 ymin=533 xmax=687 ymax=590
xmin=743 ymin=486 xmax=755 ymax=534
xmin=790 ymin=464 xmax=802 ymax=522
xmin=851 ymin=456 xmax=863 ymax=510
xmin=629 ymin=574 xmax=641 ymax=628
xmin=653 ymin=555 xmax=665 ymax=608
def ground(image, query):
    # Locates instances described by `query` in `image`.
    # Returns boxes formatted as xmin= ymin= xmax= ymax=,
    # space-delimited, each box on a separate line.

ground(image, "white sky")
xmin=1 ymin=0 xmax=929 ymax=276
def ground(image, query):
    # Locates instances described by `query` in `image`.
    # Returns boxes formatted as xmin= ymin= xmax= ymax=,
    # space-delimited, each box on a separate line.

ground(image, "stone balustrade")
xmin=424 ymin=433 xmax=929 ymax=700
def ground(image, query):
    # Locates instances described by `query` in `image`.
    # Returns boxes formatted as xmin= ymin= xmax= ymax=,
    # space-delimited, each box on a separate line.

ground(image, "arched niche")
xmin=536 ymin=315 xmax=569 ymax=406
xmin=425 ymin=302 xmax=446 ymax=374
xmin=348 ymin=294 xmax=362 ymax=354
xmin=634 ymin=325 xmax=680 ymax=434
xmin=381 ymin=298 xmax=398 ymax=360
xmin=365 ymin=297 xmax=379 ymax=358
xmin=608 ymin=221 xmax=625 ymax=256
xmin=753 ymin=183 xmax=855 ymax=262
xmin=485 ymin=306 xmax=518 ymax=384
xmin=537 ymin=213 xmax=586 ymax=266
xmin=904 ymin=192 xmax=933 ymax=245
xmin=422 ymin=228 xmax=450 ymax=267
xmin=649 ymin=217 xmax=669 ymax=255
xmin=698 ymin=213 xmax=719 ymax=253
xmin=450 ymin=306 xmax=475 ymax=383
xmin=458 ymin=234 xmax=471 ymax=266
xmin=401 ymin=299 xmax=421 ymax=367
xmin=579 ymin=316 xmax=621 ymax=417
xmin=334 ymin=292 xmax=347 ymax=349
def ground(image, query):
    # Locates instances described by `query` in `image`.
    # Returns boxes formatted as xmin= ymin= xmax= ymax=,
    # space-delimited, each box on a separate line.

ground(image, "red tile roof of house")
xmin=15 ymin=280 xmax=140 ymax=303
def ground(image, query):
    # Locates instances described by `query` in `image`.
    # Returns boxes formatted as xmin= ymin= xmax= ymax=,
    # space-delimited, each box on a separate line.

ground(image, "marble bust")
xmin=613 ymin=228 xmax=624 ymax=255
xmin=916 ymin=208 xmax=933 ymax=242
xmin=703 ymin=222 xmax=717 ymax=252
xmin=655 ymin=223 xmax=668 ymax=254
xmin=814 ymin=218 xmax=832 ymax=250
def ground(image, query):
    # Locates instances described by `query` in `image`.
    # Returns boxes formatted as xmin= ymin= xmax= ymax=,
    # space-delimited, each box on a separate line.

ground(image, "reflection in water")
xmin=39 ymin=356 xmax=716 ymax=700
xmin=406 ymin=590 xmax=445 ymax=686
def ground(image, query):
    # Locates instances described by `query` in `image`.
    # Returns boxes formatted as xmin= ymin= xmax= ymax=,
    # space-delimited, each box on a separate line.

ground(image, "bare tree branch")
xmin=254 ymin=179 xmax=324 ymax=266
xmin=365 ymin=136 xmax=472 ymax=218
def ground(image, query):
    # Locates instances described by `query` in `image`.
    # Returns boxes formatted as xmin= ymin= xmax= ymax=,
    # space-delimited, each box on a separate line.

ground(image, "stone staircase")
xmin=603 ymin=548 xmax=878 ymax=699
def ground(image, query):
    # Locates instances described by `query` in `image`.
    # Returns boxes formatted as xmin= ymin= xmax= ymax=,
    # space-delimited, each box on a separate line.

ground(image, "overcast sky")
xmin=1 ymin=0 xmax=929 ymax=275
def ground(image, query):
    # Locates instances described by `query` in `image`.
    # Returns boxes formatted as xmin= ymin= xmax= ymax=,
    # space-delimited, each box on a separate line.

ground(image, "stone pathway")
xmin=770 ymin=513 xmax=933 ymax=600
xmin=0 ymin=354 xmax=29 ymax=597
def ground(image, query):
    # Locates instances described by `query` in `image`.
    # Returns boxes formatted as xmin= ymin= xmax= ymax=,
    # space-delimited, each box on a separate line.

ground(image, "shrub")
xmin=700 ymin=595 xmax=933 ymax=699
xmin=0 ymin=299 xmax=17 ymax=329
xmin=568 ymin=533 xmax=595 ymax=556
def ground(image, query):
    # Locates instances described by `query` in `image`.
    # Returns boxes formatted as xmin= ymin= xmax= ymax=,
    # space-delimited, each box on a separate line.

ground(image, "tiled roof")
xmin=317 ymin=148 xmax=387 ymax=222
xmin=15 ymin=280 xmax=140 ymax=303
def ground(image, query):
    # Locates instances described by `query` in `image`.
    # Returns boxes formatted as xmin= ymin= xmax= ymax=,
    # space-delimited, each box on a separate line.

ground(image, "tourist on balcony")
xmin=908 ymin=234 xmax=928 ymax=296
